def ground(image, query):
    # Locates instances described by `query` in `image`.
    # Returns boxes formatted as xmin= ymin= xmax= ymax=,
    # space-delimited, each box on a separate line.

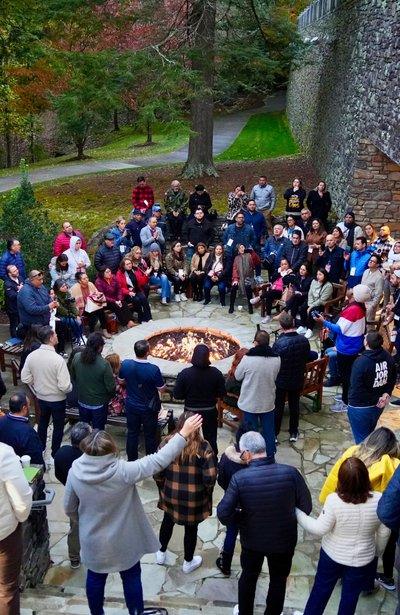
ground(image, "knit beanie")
xmin=149 ymin=242 xmax=160 ymax=253
xmin=353 ymin=284 xmax=371 ymax=303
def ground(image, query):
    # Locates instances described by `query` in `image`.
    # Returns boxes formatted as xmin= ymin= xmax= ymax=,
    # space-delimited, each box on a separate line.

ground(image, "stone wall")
xmin=286 ymin=0 xmax=400 ymax=221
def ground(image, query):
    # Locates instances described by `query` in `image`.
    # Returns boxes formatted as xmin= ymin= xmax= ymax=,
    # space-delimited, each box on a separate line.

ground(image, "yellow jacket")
xmin=319 ymin=445 xmax=400 ymax=504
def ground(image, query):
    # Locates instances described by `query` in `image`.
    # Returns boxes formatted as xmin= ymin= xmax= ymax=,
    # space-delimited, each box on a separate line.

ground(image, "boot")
xmin=229 ymin=303 xmax=234 ymax=314
xmin=216 ymin=551 xmax=233 ymax=576
xmin=248 ymin=301 xmax=253 ymax=315
xmin=193 ymin=293 xmax=198 ymax=302
xmin=198 ymin=291 xmax=204 ymax=302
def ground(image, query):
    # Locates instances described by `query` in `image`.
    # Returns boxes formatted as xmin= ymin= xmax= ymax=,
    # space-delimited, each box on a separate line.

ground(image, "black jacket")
xmin=306 ymin=190 xmax=332 ymax=221
xmin=4 ymin=275 xmax=24 ymax=314
xmin=348 ymin=348 xmax=396 ymax=407
xmin=54 ymin=445 xmax=82 ymax=485
xmin=217 ymin=458 xmax=312 ymax=553
xmin=316 ymin=246 xmax=345 ymax=284
xmin=284 ymin=187 xmax=306 ymax=215
xmin=280 ymin=240 xmax=308 ymax=273
xmin=94 ymin=243 xmax=122 ymax=274
xmin=218 ymin=444 xmax=247 ymax=491
xmin=0 ymin=414 xmax=44 ymax=465
xmin=189 ymin=191 xmax=212 ymax=216
xmin=298 ymin=218 xmax=313 ymax=236
xmin=186 ymin=218 xmax=214 ymax=247
xmin=126 ymin=219 xmax=146 ymax=247
xmin=204 ymin=254 xmax=232 ymax=283
xmin=293 ymin=272 xmax=313 ymax=295
xmin=272 ymin=332 xmax=310 ymax=390
xmin=173 ymin=365 xmax=226 ymax=408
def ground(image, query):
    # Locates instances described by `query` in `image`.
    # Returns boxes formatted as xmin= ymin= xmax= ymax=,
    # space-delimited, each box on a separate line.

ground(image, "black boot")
xmin=229 ymin=303 xmax=234 ymax=314
xmin=248 ymin=301 xmax=253 ymax=315
xmin=216 ymin=551 xmax=233 ymax=576
xmin=198 ymin=291 xmax=204 ymax=302
xmin=193 ymin=293 xmax=198 ymax=302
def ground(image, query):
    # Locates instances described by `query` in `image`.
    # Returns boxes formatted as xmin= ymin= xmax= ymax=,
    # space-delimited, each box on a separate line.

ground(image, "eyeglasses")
xmin=239 ymin=450 xmax=249 ymax=460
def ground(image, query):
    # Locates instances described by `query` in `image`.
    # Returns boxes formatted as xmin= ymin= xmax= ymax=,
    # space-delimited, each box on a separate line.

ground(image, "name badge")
xmin=120 ymin=246 xmax=125 ymax=253
xmin=395 ymin=315 xmax=400 ymax=321
xmin=350 ymin=267 xmax=356 ymax=276
xmin=308 ymin=247 xmax=313 ymax=253
xmin=325 ymin=263 xmax=331 ymax=273
xmin=178 ymin=269 xmax=184 ymax=276
xmin=227 ymin=239 xmax=233 ymax=247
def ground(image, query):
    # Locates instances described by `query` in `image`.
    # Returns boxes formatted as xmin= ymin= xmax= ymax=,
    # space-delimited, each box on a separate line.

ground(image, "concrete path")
xmin=0 ymin=94 xmax=286 ymax=193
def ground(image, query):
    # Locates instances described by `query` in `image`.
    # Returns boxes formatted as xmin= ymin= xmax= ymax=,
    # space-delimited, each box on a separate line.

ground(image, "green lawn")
xmin=214 ymin=111 xmax=299 ymax=161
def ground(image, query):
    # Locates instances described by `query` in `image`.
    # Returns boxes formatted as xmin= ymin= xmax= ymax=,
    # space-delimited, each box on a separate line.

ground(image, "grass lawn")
xmin=214 ymin=111 xmax=299 ymax=161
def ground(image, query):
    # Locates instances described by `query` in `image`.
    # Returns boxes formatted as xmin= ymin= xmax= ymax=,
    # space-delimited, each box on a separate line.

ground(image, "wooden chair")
xmin=381 ymin=322 xmax=396 ymax=354
xmin=324 ymin=282 xmax=347 ymax=316
xmin=218 ymin=394 xmax=242 ymax=430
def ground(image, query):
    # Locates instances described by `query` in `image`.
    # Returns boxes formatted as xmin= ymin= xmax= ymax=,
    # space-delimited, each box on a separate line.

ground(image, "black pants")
xmin=274 ymin=387 xmax=302 ymax=436
xmin=124 ymin=292 xmax=152 ymax=323
xmin=186 ymin=407 xmax=218 ymax=455
xmin=337 ymin=352 xmax=358 ymax=405
xmin=239 ymin=546 xmax=294 ymax=615
xmin=105 ymin=301 xmax=133 ymax=327
xmin=37 ymin=398 xmax=66 ymax=457
xmin=299 ymin=303 xmax=325 ymax=330
xmin=167 ymin=212 xmax=185 ymax=238
xmin=190 ymin=272 xmax=206 ymax=295
xmin=230 ymin=284 xmax=253 ymax=307
xmin=167 ymin=274 xmax=189 ymax=295
xmin=383 ymin=530 xmax=398 ymax=579
xmin=6 ymin=311 xmax=19 ymax=338
xmin=83 ymin=308 xmax=108 ymax=333
xmin=285 ymin=293 xmax=307 ymax=318
xmin=261 ymin=289 xmax=282 ymax=315
xmin=159 ymin=513 xmax=198 ymax=562
xmin=55 ymin=320 xmax=68 ymax=352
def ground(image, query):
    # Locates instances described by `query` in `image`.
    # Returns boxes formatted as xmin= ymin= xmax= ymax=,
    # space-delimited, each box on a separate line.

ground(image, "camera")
xmin=64 ymin=295 xmax=75 ymax=306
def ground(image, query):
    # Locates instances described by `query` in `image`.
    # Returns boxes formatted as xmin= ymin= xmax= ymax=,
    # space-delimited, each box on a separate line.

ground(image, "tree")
xmin=0 ymin=160 xmax=57 ymax=276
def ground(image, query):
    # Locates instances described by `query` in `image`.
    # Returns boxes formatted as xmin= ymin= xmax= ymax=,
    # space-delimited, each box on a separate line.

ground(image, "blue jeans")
xmin=325 ymin=347 xmax=338 ymax=379
xmin=86 ymin=562 xmax=143 ymax=615
xmin=149 ymin=274 xmax=172 ymax=301
xmin=78 ymin=403 xmax=108 ymax=431
xmin=242 ymin=410 xmax=276 ymax=458
xmin=126 ymin=404 xmax=158 ymax=461
xmin=61 ymin=316 xmax=84 ymax=340
xmin=223 ymin=524 xmax=239 ymax=554
xmin=187 ymin=246 xmax=195 ymax=268
xmin=304 ymin=548 xmax=376 ymax=615
xmin=204 ymin=278 xmax=227 ymax=304
xmin=38 ymin=399 xmax=66 ymax=456
xmin=347 ymin=405 xmax=383 ymax=444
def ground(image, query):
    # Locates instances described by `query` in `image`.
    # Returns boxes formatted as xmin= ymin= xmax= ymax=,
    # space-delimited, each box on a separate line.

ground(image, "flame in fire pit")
xmin=147 ymin=327 xmax=240 ymax=363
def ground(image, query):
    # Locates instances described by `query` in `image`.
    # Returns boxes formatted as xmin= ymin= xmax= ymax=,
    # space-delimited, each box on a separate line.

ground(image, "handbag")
xmin=281 ymin=286 xmax=293 ymax=302
xmin=131 ymin=361 xmax=162 ymax=413
xmin=85 ymin=293 xmax=105 ymax=313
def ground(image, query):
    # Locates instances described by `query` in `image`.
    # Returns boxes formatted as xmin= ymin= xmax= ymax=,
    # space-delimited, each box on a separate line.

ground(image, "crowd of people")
xmin=1 ymin=173 xmax=400 ymax=615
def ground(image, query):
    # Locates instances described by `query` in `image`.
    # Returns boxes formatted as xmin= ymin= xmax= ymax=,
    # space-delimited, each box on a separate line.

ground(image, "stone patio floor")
xmin=14 ymin=290 xmax=400 ymax=614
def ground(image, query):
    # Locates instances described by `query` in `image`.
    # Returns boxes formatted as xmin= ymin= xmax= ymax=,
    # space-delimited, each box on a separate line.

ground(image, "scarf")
xmin=125 ymin=271 xmax=134 ymax=289
xmin=344 ymin=220 xmax=357 ymax=248
xmin=209 ymin=254 xmax=223 ymax=277
xmin=236 ymin=253 xmax=254 ymax=297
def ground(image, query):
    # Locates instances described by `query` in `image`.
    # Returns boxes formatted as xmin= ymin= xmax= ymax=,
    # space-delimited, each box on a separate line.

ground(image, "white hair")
xmin=171 ymin=180 xmax=180 ymax=186
xmin=239 ymin=431 xmax=266 ymax=455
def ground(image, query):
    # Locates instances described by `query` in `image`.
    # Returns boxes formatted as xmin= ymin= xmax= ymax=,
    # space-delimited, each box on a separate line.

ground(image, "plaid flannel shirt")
xmin=131 ymin=184 xmax=155 ymax=211
xmin=371 ymin=236 xmax=394 ymax=257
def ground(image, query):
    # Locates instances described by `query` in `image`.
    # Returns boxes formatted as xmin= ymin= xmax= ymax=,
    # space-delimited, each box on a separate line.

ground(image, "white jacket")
xmin=0 ymin=443 xmax=32 ymax=541
xmin=297 ymin=491 xmax=390 ymax=567
xmin=21 ymin=344 xmax=72 ymax=402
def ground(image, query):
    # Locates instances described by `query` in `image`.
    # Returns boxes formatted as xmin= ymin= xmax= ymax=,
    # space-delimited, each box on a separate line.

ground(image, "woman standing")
xmin=297 ymin=269 xmax=333 ymax=339
xmin=305 ymin=218 xmax=327 ymax=273
xmin=190 ymin=243 xmax=210 ymax=302
xmin=50 ymin=254 xmax=75 ymax=289
xmin=65 ymin=236 xmax=91 ymax=278
xmin=284 ymin=178 xmax=307 ymax=219
xmin=144 ymin=243 xmax=172 ymax=305
xmin=165 ymin=241 xmax=189 ymax=302
xmin=95 ymin=266 xmax=136 ymax=328
xmin=222 ymin=348 xmax=249 ymax=410
xmin=70 ymin=272 xmax=111 ymax=339
xmin=250 ymin=258 xmax=295 ymax=323
xmin=203 ymin=244 xmax=232 ymax=307
xmin=306 ymin=181 xmax=332 ymax=229
xmin=110 ymin=216 xmax=133 ymax=257
xmin=229 ymin=244 xmax=260 ymax=314
xmin=154 ymin=411 xmax=217 ymax=574
xmin=226 ymin=185 xmax=249 ymax=224
xmin=64 ymin=415 xmax=203 ymax=615
xmin=295 ymin=457 xmax=390 ymax=615
xmin=116 ymin=257 xmax=152 ymax=323
xmin=283 ymin=215 xmax=304 ymax=241
xmin=277 ymin=262 xmax=313 ymax=320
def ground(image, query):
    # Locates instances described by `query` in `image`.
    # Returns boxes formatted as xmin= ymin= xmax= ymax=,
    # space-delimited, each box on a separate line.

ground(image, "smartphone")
xmin=244 ymin=248 xmax=252 ymax=254
xmin=311 ymin=310 xmax=320 ymax=318
xmin=345 ymin=246 xmax=351 ymax=254
xmin=320 ymin=243 xmax=325 ymax=251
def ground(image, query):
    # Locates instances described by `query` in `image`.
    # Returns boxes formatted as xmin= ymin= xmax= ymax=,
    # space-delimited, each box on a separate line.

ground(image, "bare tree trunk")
xmin=182 ymin=0 xmax=218 ymax=179
xmin=5 ymin=130 xmax=11 ymax=168
xmin=76 ymin=139 xmax=86 ymax=159
xmin=113 ymin=109 xmax=120 ymax=132
xmin=146 ymin=121 xmax=153 ymax=143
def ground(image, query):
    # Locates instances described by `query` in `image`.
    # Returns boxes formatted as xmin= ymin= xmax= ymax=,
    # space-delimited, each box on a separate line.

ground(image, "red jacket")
xmin=232 ymin=251 xmax=260 ymax=283
xmin=131 ymin=184 xmax=154 ymax=212
xmin=95 ymin=275 xmax=123 ymax=303
xmin=54 ymin=230 xmax=87 ymax=256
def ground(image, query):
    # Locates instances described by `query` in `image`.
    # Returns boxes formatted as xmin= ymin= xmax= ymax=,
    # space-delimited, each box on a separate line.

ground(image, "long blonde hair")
xmin=146 ymin=249 xmax=163 ymax=269
xmin=354 ymin=427 xmax=400 ymax=468
xmin=165 ymin=411 xmax=204 ymax=464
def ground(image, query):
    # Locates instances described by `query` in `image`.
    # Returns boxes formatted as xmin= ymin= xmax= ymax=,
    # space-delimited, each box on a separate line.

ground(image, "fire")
xmin=148 ymin=328 xmax=239 ymax=363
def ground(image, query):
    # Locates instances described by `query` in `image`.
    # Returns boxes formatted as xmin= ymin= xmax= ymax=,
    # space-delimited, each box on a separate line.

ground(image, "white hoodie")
xmin=0 ymin=443 xmax=32 ymax=540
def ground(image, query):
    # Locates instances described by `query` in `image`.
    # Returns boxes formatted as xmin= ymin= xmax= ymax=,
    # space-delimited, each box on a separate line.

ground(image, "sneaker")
xmin=330 ymin=401 xmax=348 ymax=413
xmin=323 ymin=378 xmax=340 ymax=387
xmin=293 ymin=612 xmax=304 ymax=615
xmin=334 ymin=394 xmax=342 ymax=402
xmin=156 ymin=550 xmax=166 ymax=565
xmin=175 ymin=294 xmax=181 ymax=302
xmin=232 ymin=606 xmax=239 ymax=615
xmin=182 ymin=555 xmax=202 ymax=573
xmin=250 ymin=296 xmax=260 ymax=305
xmin=290 ymin=433 xmax=298 ymax=442
xmin=47 ymin=456 xmax=54 ymax=466
xmin=161 ymin=297 xmax=167 ymax=305
xmin=203 ymin=300 xmax=211 ymax=306
xmin=220 ymin=303 xmax=226 ymax=308
xmin=389 ymin=398 xmax=400 ymax=407
xmin=304 ymin=329 xmax=313 ymax=339
xmin=255 ymin=276 xmax=264 ymax=284
xmin=375 ymin=572 xmax=395 ymax=590
xmin=296 ymin=326 xmax=307 ymax=334
xmin=82 ymin=335 xmax=87 ymax=344
xmin=228 ymin=412 xmax=239 ymax=420
xmin=157 ymin=288 xmax=162 ymax=295
xmin=59 ymin=351 xmax=69 ymax=358
xmin=70 ymin=560 xmax=80 ymax=569
xmin=180 ymin=293 xmax=188 ymax=301
xmin=262 ymin=315 xmax=272 ymax=323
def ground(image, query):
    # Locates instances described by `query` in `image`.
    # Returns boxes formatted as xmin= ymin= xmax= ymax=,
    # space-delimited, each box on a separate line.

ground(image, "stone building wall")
xmin=286 ymin=0 xmax=400 ymax=222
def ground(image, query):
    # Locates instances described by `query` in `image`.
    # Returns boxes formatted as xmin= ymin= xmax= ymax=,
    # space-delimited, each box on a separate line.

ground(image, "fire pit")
xmin=147 ymin=327 xmax=240 ymax=363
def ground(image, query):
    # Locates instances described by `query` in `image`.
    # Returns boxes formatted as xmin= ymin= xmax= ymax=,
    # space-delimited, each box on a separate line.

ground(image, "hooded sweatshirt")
xmin=324 ymin=302 xmax=366 ymax=355
xmin=348 ymin=347 xmax=396 ymax=408
xmin=172 ymin=345 xmax=226 ymax=409
xmin=387 ymin=243 xmax=400 ymax=267
xmin=235 ymin=345 xmax=281 ymax=414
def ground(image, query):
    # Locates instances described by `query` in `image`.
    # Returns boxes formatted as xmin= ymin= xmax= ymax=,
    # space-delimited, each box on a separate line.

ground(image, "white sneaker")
xmin=161 ymin=297 xmax=167 ymax=305
xmin=250 ymin=296 xmax=260 ymax=305
xmin=157 ymin=288 xmax=162 ymax=294
xmin=293 ymin=612 xmax=304 ymax=615
xmin=304 ymin=329 xmax=313 ymax=339
xmin=255 ymin=276 xmax=264 ymax=283
xmin=156 ymin=550 xmax=166 ymax=565
xmin=232 ymin=606 xmax=239 ymax=615
xmin=182 ymin=555 xmax=202 ymax=573
xmin=47 ymin=456 xmax=54 ymax=466
xmin=180 ymin=293 xmax=188 ymax=301
xmin=330 ymin=400 xmax=348 ymax=413
xmin=296 ymin=326 xmax=307 ymax=334
xmin=262 ymin=315 xmax=272 ymax=323
xmin=175 ymin=294 xmax=181 ymax=302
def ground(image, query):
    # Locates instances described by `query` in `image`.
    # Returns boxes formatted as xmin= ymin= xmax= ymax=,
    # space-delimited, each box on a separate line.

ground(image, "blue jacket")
xmin=0 ymin=414 xmax=44 ymax=465
xmin=344 ymin=248 xmax=373 ymax=287
xmin=94 ymin=243 xmax=122 ymax=274
xmin=223 ymin=223 xmax=256 ymax=257
xmin=110 ymin=227 xmax=133 ymax=256
xmin=244 ymin=210 xmax=267 ymax=242
xmin=17 ymin=280 xmax=51 ymax=327
xmin=262 ymin=235 xmax=286 ymax=268
xmin=0 ymin=250 xmax=26 ymax=281
xmin=377 ymin=465 xmax=400 ymax=545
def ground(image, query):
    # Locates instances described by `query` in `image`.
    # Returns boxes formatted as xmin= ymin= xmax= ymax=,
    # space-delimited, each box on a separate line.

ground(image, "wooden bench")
xmin=218 ymin=356 xmax=329 ymax=431
xmin=0 ymin=341 xmax=23 ymax=382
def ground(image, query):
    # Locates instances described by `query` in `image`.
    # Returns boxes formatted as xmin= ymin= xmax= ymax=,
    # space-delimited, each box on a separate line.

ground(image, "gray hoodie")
xmin=64 ymin=433 xmax=187 ymax=573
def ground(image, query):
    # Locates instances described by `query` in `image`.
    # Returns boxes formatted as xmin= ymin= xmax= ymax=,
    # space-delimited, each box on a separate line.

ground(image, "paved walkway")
xmin=0 ymin=94 xmax=286 ymax=193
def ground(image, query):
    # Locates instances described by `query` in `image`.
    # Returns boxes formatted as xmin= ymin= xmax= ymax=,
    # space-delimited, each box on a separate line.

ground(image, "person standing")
xmin=262 ymin=224 xmax=286 ymax=279
xmin=126 ymin=210 xmax=146 ymax=247
xmin=0 ymin=238 xmax=26 ymax=282
xmin=0 ymin=393 xmax=43 ymax=466
xmin=186 ymin=208 xmax=214 ymax=262
xmin=244 ymin=199 xmax=267 ymax=281
xmin=284 ymin=178 xmax=307 ymax=220
xmin=306 ymin=181 xmax=332 ymax=229
xmin=131 ymin=176 xmax=154 ymax=217
xmin=226 ymin=185 xmax=249 ymax=223
xmin=17 ymin=270 xmax=56 ymax=339
xmin=4 ymin=265 xmax=23 ymax=338
xmin=188 ymin=184 xmax=212 ymax=219
xmin=64 ymin=237 xmax=91 ymax=278
xmin=377 ymin=465 xmax=400 ymax=614
xmin=54 ymin=221 xmax=87 ymax=256
xmin=361 ymin=254 xmax=385 ymax=325
xmin=250 ymin=175 xmax=276 ymax=235
xmin=234 ymin=330 xmax=281 ymax=458
xmin=0 ymin=442 xmax=32 ymax=615
xmin=347 ymin=331 xmax=396 ymax=444
xmin=173 ymin=344 xmax=226 ymax=456
xmin=343 ymin=236 xmax=372 ymax=288
xmin=315 ymin=234 xmax=345 ymax=284
xmin=164 ymin=180 xmax=188 ymax=240
xmin=337 ymin=211 xmax=363 ymax=250
xmin=371 ymin=224 xmax=395 ymax=258
xmin=118 ymin=339 xmax=166 ymax=461
xmin=218 ymin=431 xmax=312 ymax=615
xmin=298 ymin=208 xmax=313 ymax=236
xmin=273 ymin=313 xmax=310 ymax=443
xmin=223 ymin=212 xmax=256 ymax=263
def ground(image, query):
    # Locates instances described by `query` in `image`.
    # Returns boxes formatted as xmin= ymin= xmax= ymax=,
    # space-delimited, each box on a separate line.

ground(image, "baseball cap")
xmin=394 ymin=270 xmax=400 ymax=279
xmin=104 ymin=232 xmax=115 ymax=240
xmin=133 ymin=209 xmax=142 ymax=216
xmin=152 ymin=204 xmax=162 ymax=211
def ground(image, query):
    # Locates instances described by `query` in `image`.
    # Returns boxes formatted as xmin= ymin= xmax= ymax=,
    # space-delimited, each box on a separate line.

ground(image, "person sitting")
xmin=4 ymin=264 xmax=24 ymax=338
xmin=165 ymin=241 xmax=189 ymax=302
xmin=151 ymin=204 xmax=167 ymax=251
xmin=278 ymin=262 xmax=313 ymax=319
xmin=54 ymin=222 xmax=87 ymax=256
xmin=226 ymin=185 xmax=249 ymax=224
xmin=0 ymin=392 xmax=44 ymax=466
xmin=222 ymin=348 xmax=249 ymax=410
xmin=131 ymin=175 xmax=154 ymax=217
xmin=54 ymin=280 xmax=85 ymax=344
xmin=344 ymin=236 xmax=372 ymax=288
xmin=64 ymin=236 xmax=90 ymax=279
xmin=262 ymin=224 xmax=286 ymax=280
xmin=203 ymin=244 xmax=232 ymax=307
xmin=284 ymin=178 xmax=307 ymax=220
xmin=188 ymin=184 xmax=212 ymax=219
xmin=94 ymin=233 xmax=122 ymax=275
xmin=128 ymin=246 xmax=151 ymax=297
xmin=70 ymin=272 xmax=110 ymax=338
xmin=95 ymin=266 xmax=136 ymax=329
xmin=144 ymin=244 xmax=172 ymax=305
xmin=282 ymin=215 xmax=304 ymax=241
xmin=297 ymin=268 xmax=333 ymax=339
xmin=229 ymin=244 xmax=260 ymax=315
xmin=251 ymin=257 xmax=295 ymax=323
xmin=190 ymin=243 xmax=210 ymax=302
xmin=110 ymin=216 xmax=133 ymax=257
xmin=337 ymin=211 xmax=363 ymax=250
xmin=305 ymin=218 xmax=327 ymax=272
xmin=140 ymin=216 xmax=165 ymax=256
xmin=280 ymin=230 xmax=308 ymax=273
xmin=332 ymin=225 xmax=348 ymax=249
xmin=126 ymin=209 xmax=146 ymax=246
xmin=0 ymin=238 xmax=26 ymax=282
xmin=164 ymin=180 xmax=188 ymax=240
xmin=116 ymin=257 xmax=152 ymax=323
xmin=104 ymin=353 xmax=126 ymax=417
xmin=315 ymin=234 xmax=345 ymax=284
xmin=50 ymin=254 xmax=75 ymax=289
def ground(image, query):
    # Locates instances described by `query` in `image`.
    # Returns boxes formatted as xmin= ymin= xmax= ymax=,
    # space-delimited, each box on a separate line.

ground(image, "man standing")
xmin=217 ymin=431 xmax=311 ymax=615
xmin=250 ymin=175 xmax=276 ymax=236
xmin=54 ymin=222 xmax=87 ymax=256
xmin=347 ymin=331 xmax=396 ymax=444
xmin=4 ymin=265 xmax=24 ymax=338
xmin=298 ymin=208 xmax=313 ymax=236
xmin=119 ymin=339 xmax=165 ymax=461
xmin=262 ymin=224 xmax=286 ymax=279
xmin=280 ymin=231 xmax=308 ymax=273
xmin=0 ymin=238 xmax=26 ymax=281
xmin=316 ymin=234 xmax=345 ymax=284
xmin=0 ymin=393 xmax=44 ymax=465
xmin=21 ymin=326 xmax=72 ymax=461
xmin=343 ymin=236 xmax=371 ymax=288
xmin=126 ymin=209 xmax=146 ymax=247
xmin=188 ymin=184 xmax=212 ymax=219
xmin=361 ymin=254 xmax=385 ymax=325
xmin=131 ymin=176 xmax=154 ymax=217
xmin=223 ymin=212 xmax=256 ymax=262
xmin=273 ymin=313 xmax=310 ymax=443
xmin=164 ymin=180 xmax=188 ymax=240
xmin=244 ymin=199 xmax=267 ymax=281
xmin=17 ymin=270 xmax=57 ymax=338
xmin=235 ymin=330 xmax=281 ymax=458
xmin=186 ymin=208 xmax=214 ymax=261
xmin=94 ymin=233 xmax=122 ymax=274
xmin=372 ymin=225 xmax=394 ymax=258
